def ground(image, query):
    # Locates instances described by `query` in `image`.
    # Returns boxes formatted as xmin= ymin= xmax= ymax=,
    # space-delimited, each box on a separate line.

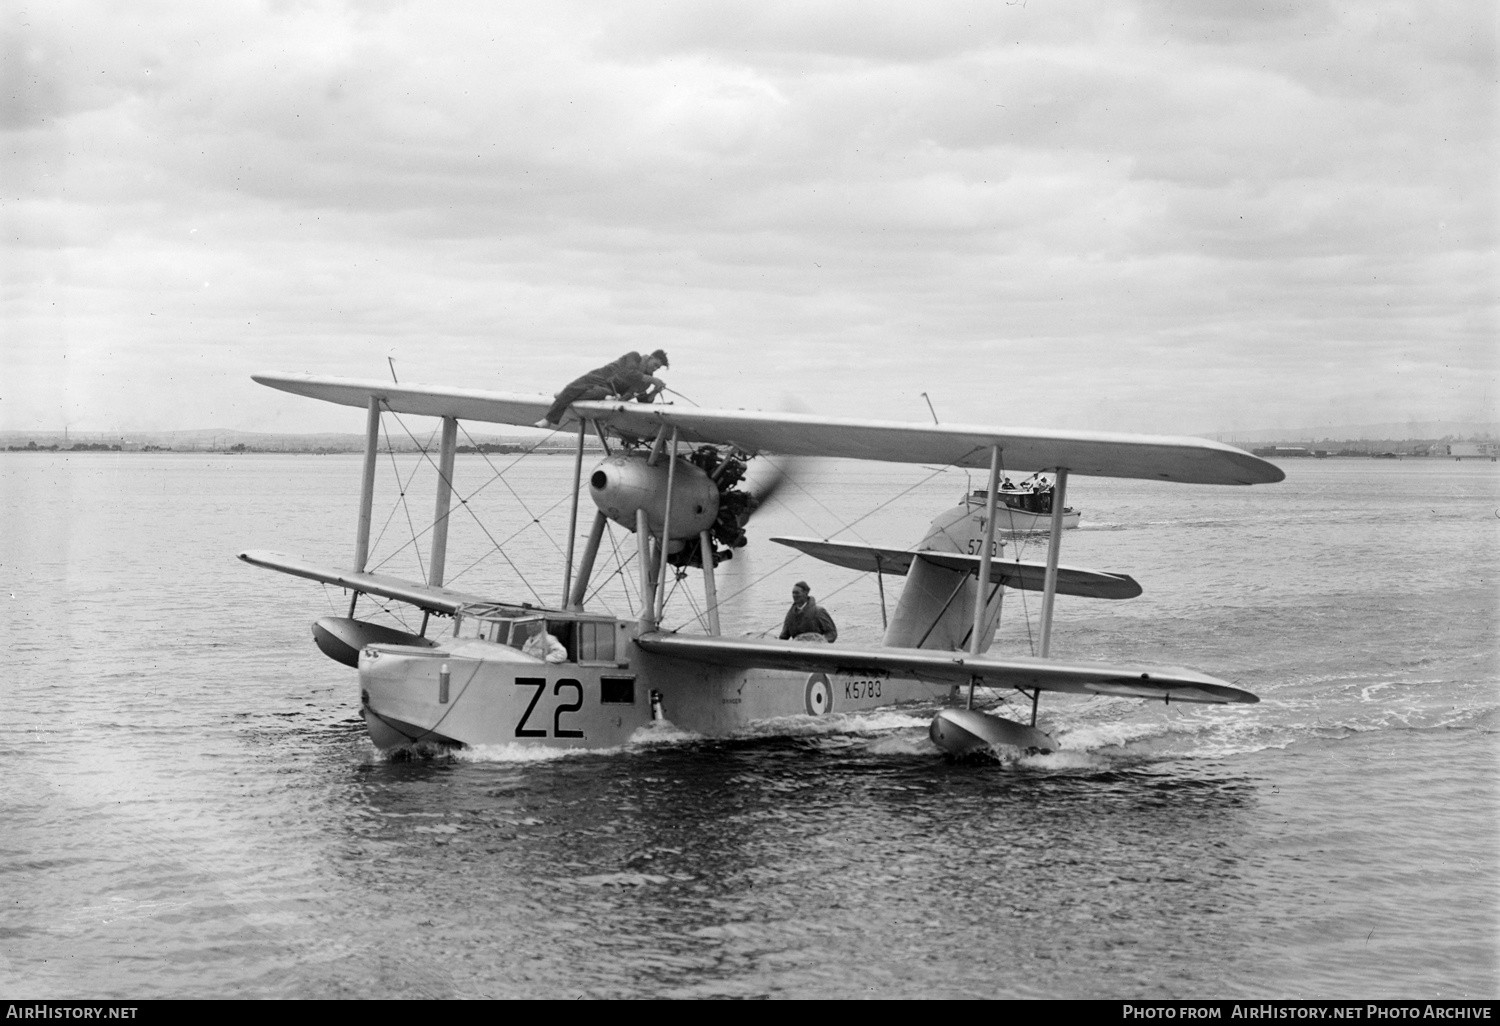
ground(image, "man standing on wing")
xmin=779 ymin=581 xmax=838 ymax=643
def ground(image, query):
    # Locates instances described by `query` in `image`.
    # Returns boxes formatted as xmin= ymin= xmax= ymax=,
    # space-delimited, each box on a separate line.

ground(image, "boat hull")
xmin=356 ymin=638 xmax=942 ymax=750
xmin=994 ymin=507 xmax=1080 ymax=533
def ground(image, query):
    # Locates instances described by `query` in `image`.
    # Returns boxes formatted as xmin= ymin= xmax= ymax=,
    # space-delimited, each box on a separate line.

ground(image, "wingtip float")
xmin=242 ymin=370 xmax=1276 ymax=759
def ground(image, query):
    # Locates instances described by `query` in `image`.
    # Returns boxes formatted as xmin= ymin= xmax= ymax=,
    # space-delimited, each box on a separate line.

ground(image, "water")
xmin=1 ymin=452 xmax=1495 ymax=998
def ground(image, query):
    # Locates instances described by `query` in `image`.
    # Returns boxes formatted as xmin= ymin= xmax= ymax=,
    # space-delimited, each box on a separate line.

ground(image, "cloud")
xmin=0 ymin=0 xmax=1493 ymax=437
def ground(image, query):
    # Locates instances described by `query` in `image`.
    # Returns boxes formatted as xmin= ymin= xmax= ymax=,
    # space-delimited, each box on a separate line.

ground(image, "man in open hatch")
xmin=779 ymin=580 xmax=838 ymax=643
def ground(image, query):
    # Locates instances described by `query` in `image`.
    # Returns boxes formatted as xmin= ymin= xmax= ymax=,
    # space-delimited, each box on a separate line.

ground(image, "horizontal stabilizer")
xmin=238 ymin=550 xmax=489 ymax=615
xmin=635 ymin=632 xmax=1258 ymax=705
xmin=252 ymin=372 xmax=1283 ymax=485
xmin=770 ymin=537 xmax=1141 ymax=599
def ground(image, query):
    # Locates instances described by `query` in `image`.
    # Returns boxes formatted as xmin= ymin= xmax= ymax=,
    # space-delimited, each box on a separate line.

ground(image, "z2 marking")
xmin=514 ymin=677 xmax=586 ymax=739
xmin=553 ymin=679 xmax=584 ymax=738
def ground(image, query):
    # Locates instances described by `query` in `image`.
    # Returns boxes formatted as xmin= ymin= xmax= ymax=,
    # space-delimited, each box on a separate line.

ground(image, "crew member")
xmin=779 ymin=581 xmax=837 ymax=643
xmin=534 ymin=349 xmax=670 ymax=428
xmin=519 ymin=622 xmax=567 ymax=663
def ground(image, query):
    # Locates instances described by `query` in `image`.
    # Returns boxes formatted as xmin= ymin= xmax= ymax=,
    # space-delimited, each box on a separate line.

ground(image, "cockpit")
xmin=451 ymin=603 xmax=626 ymax=666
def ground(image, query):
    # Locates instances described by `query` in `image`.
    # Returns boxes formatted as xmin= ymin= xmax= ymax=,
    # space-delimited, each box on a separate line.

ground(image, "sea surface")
xmin=1 ymin=450 xmax=1496 ymax=999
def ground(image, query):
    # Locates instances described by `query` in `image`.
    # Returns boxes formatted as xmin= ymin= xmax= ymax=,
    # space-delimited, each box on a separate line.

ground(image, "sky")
xmin=3 ymin=0 xmax=1495 ymax=438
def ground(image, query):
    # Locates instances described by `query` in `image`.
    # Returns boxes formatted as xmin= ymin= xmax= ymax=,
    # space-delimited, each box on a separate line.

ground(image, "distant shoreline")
xmin=4 ymin=446 xmax=1495 ymax=461
xmin=1 ymin=444 xmax=583 ymax=455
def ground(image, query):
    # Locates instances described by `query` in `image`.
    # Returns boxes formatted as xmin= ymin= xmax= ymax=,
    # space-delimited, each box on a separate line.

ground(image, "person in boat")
xmin=779 ymin=581 xmax=838 ymax=643
xmin=534 ymin=350 xmax=670 ymax=428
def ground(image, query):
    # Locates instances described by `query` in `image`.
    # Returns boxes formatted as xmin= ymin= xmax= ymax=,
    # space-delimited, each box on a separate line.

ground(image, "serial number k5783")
xmin=844 ymin=678 xmax=883 ymax=701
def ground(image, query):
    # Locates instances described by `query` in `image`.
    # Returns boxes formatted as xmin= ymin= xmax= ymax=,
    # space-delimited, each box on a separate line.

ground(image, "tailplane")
xmin=771 ymin=493 xmax=1138 ymax=655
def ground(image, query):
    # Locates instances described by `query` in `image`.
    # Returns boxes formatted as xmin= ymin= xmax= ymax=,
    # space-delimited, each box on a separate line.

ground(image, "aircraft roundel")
xmin=804 ymin=673 xmax=833 ymax=716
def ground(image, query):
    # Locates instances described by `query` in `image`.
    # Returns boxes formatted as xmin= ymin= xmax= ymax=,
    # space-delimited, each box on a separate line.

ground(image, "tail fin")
xmin=884 ymin=497 xmax=1002 ymax=652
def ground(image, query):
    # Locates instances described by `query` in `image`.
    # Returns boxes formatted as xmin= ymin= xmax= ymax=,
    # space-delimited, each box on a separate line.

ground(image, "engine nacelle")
xmin=589 ymin=453 xmax=721 ymax=543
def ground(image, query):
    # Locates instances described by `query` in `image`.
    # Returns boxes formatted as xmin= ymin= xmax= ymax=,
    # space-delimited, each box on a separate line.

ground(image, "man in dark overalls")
xmin=535 ymin=350 xmax=669 ymax=428
xmin=779 ymin=581 xmax=838 ymax=643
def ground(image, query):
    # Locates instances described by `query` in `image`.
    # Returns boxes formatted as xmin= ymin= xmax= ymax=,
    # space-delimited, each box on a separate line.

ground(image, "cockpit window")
xmin=453 ymin=605 xmax=517 ymax=644
xmin=510 ymin=617 xmax=548 ymax=650
xmin=577 ymin=620 xmax=616 ymax=662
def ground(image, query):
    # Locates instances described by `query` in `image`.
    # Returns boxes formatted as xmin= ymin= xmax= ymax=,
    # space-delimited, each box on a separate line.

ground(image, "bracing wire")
xmin=362 ymin=410 xmax=573 ymax=605
xmin=660 ymin=387 xmax=701 ymax=408
xmin=368 ymin=411 xmax=435 ymax=581
xmin=585 ymin=520 xmax=636 ymax=617
xmin=367 ymin=412 xmax=437 ymax=576
xmin=700 ymin=451 xmax=981 ymax=633
xmin=822 ymin=454 xmax=978 ymax=540
xmin=450 ymin=420 xmax=569 ymax=563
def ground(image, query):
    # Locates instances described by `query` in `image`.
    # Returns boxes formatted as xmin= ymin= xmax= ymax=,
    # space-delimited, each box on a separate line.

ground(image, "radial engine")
xmin=587 ymin=447 xmax=758 ymax=566
xmin=589 ymin=452 xmax=720 ymax=545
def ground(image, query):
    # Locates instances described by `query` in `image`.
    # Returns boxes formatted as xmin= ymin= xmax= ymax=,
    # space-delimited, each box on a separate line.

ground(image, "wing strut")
xmin=967 ymin=446 xmax=1001 ymax=710
xmin=1038 ymin=469 xmax=1069 ymax=656
xmin=569 ymin=510 xmax=608 ymax=610
xmin=652 ymin=428 xmax=681 ymax=624
xmin=354 ymin=395 xmax=381 ymax=573
xmin=563 ymin=418 xmax=587 ymax=607
xmin=429 ymin=416 xmax=458 ymax=587
xmin=700 ymin=529 xmax=721 ymax=634
xmin=969 ymin=446 xmax=1001 ymax=658
xmin=636 ymin=509 xmax=655 ymax=629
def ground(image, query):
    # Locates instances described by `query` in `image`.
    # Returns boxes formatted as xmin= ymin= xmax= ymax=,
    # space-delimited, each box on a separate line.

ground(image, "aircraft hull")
xmin=355 ymin=638 xmax=942 ymax=750
xmin=362 ymin=707 xmax=459 ymax=749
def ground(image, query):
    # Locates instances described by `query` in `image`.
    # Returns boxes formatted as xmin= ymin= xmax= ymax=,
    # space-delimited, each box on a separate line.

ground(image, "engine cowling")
xmin=589 ymin=453 xmax=720 ymax=543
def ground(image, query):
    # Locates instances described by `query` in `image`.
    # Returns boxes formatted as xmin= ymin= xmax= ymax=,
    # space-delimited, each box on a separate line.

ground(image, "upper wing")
xmin=238 ymin=550 xmax=490 ymax=614
xmin=252 ymin=372 xmax=1283 ymax=485
xmin=252 ymin=373 xmax=554 ymax=426
xmin=636 ymin=632 xmax=1258 ymax=704
xmin=770 ymin=537 xmax=1141 ymax=599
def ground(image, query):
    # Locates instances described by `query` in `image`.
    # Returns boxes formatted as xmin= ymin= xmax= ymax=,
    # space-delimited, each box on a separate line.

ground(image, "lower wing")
xmin=635 ymin=632 xmax=1258 ymax=704
xmin=238 ymin=550 xmax=488 ymax=615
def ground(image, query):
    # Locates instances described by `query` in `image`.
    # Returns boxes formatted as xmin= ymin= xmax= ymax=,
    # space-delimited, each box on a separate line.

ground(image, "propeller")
xmin=728 ymin=394 xmax=810 ymax=544
xmin=666 ymin=448 xmax=804 ymax=570
xmin=738 ymin=454 xmax=803 ymax=531
xmin=666 ymin=396 xmax=808 ymax=635
xmin=696 ymin=452 xmax=805 ymax=633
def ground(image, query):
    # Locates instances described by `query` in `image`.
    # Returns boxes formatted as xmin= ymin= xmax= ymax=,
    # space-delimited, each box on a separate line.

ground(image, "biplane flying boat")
xmin=239 ymin=372 xmax=1283 ymax=756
